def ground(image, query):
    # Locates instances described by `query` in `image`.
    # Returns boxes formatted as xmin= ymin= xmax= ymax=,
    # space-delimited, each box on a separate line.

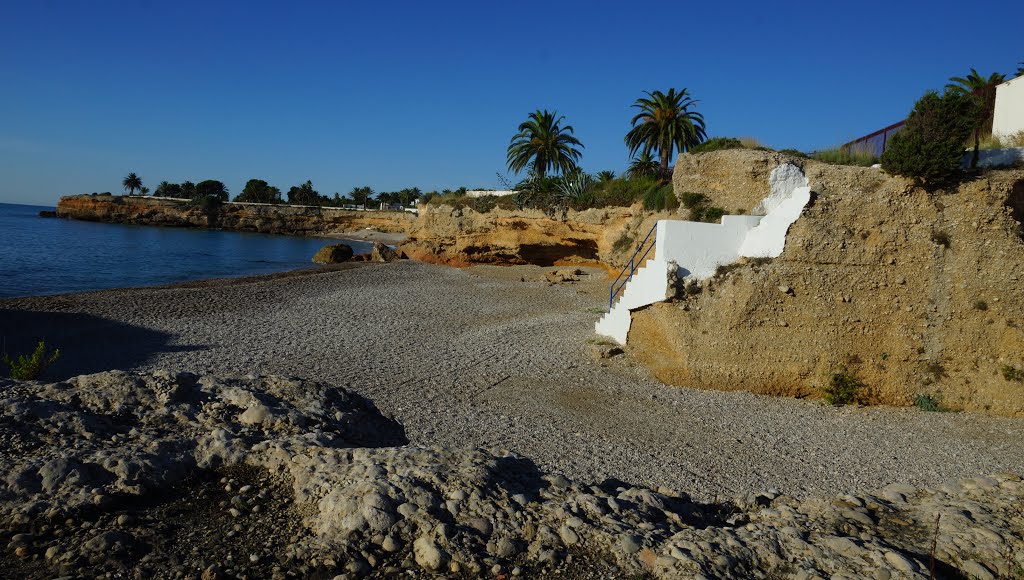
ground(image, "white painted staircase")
xmin=594 ymin=162 xmax=814 ymax=346
xmin=595 ymin=257 xmax=673 ymax=344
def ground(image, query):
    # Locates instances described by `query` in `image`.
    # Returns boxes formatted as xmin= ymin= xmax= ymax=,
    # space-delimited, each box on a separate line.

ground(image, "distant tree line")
xmin=121 ymin=173 xmax=453 ymax=209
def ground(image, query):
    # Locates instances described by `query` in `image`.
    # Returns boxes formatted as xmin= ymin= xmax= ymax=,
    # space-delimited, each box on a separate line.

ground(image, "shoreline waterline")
xmin=0 ymin=202 xmax=378 ymax=298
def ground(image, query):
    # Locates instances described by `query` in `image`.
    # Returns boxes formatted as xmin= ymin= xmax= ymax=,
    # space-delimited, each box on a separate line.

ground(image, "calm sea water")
xmin=0 ymin=203 xmax=372 ymax=298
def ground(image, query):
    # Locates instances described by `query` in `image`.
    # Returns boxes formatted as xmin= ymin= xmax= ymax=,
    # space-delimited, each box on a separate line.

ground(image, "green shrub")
xmin=612 ymin=233 xmax=635 ymax=254
xmin=931 ymin=231 xmax=951 ymax=248
xmin=822 ymin=368 xmax=865 ymax=405
xmin=2 ymin=341 xmax=60 ymax=380
xmin=1002 ymin=365 xmax=1024 ymax=382
xmin=678 ymin=191 xmax=726 ymax=222
xmin=914 ymin=393 xmax=947 ymax=412
xmin=692 ymin=206 xmax=727 ymax=223
xmin=812 ymin=147 xmax=878 ymax=167
xmin=779 ymin=148 xmax=809 ymax=158
xmin=679 ymin=192 xmax=707 ymax=209
xmin=642 ymin=184 xmax=679 ymax=211
xmin=688 ymin=137 xmax=744 ymax=155
xmin=880 ymin=90 xmax=978 ymax=186
xmin=188 ymin=194 xmax=223 ymax=211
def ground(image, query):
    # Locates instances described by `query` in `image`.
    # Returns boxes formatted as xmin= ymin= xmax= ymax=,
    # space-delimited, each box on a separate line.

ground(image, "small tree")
xmin=626 ymin=151 xmax=659 ymax=179
xmin=195 ymin=180 xmax=229 ymax=201
xmin=122 ymin=172 xmax=142 ymax=195
xmin=945 ymin=69 xmax=1006 ymax=168
xmin=236 ymin=179 xmax=282 ymax=203
xmin=881 ymin=90 xmax=978 ymax=187
xmin=181 ymin=181 xmax=197 ymax=199
xmin=287 ymin=180 xmax=320 ymax=205
xmin=349 ymin=186 xmax=374 ymax=208
xmin=154 ymin=181 xmax=183 ymax=197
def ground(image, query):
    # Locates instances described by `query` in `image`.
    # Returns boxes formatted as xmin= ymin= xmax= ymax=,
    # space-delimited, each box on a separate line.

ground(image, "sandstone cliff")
xmin=400 ymin=204 xmax=674 ymax=269
xmin=631 ymin=150 xmax=1024 ymax=415
xmin=56 ymin=195 xmax=414 ymax=236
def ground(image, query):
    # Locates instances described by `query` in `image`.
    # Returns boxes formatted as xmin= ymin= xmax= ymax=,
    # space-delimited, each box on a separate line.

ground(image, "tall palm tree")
xmin=624 ymin=88 xmax=706 ymax=181
xmin=122 ymin=172 xmax=142 ymax=196
xmin=506 ymin=109 xmax=584 ymax=179
xmin=625 ymin=151 xmax=659 ymax=179
xmin=946 ymin=68 xmax=1006 ymax=168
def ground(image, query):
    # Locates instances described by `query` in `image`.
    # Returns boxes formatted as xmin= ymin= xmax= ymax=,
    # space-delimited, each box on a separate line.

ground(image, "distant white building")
xmin=993 ymin=75 xmax=1024 ymax=140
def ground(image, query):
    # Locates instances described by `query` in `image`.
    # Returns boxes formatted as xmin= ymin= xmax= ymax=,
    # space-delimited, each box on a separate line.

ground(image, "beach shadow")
xmin=0 ymin=309 xmax=206 ymax=380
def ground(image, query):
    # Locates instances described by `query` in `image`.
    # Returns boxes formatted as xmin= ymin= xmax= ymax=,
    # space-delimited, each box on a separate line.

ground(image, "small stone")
xmin=883 ymin=551 xmax=916 ymax=572
xmin=117 ymin=514 xmax=135 ymax=526
xmin=14 ymin=546 xmax=29 ymax=558
xmin=618 ymin=535 xmax=642 ymax=554
xmin=413 ymin=536 xmax=448 ymax=571
xmin=381 ymin=536 xmax=400 ymax=553
xmin=493 ymin=538 xmax=517 ymax=558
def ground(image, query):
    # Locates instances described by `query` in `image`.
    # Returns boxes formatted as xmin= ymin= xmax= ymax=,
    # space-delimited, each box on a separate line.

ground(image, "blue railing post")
xmin=608 ymin=222 xmax=659 ymax=310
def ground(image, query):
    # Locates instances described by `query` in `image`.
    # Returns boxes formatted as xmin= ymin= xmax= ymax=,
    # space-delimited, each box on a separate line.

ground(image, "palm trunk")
xmin=659 ymin=149 xmax=670 ymax=183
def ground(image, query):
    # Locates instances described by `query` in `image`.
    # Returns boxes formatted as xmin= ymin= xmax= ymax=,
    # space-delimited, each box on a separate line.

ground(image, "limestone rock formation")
xmin=311 ymin=243 xmax=354 ymax=264
xmin=56 ymin=195 xmax=415 ymax=237
xmin=0 ymin=371 xmax=1021 ymax=578
xmin=369 ymin=242 xmax=399 ymax=262
xmin=631 ymin=150 xmax=1024 ymax=415
xmin=400 ymin=204 xmax=675 ymax=269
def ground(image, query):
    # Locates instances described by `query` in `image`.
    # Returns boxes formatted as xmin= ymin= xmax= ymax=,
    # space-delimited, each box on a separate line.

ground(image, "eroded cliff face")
xmin=400 ymin=204 xmax=675 ymax=268
xmin=631 ymin=153 xmax=1024 ymax=415
xmin=56 ymin=195 xmax=414 ymax=236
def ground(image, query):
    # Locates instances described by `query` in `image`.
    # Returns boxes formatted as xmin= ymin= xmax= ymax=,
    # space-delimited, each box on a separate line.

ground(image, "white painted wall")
xmin=654 ymin=216 xmax=763 ymax=279
xmin=965 ymin=147 xmax=1024 ymax=169
xmin=993 ymin=76 xmax=1024 ymax=140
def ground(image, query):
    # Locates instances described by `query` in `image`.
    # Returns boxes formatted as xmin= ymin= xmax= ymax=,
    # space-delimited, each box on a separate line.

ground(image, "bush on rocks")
xmin=881 ymin=90 xmax=978 ymax=187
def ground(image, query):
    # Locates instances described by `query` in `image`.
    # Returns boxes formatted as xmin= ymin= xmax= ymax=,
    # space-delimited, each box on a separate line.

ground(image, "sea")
xmin=0 ymin=202 xmax=373 ymax=298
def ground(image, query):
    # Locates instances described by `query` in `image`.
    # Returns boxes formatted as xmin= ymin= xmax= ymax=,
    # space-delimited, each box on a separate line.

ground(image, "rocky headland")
xmin=55 ymin=195 xmax=415 ymax=238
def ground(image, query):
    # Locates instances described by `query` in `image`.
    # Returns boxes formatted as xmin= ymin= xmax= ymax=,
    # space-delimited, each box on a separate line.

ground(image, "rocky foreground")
xmin=2 ymin=371 xmax=1021 ymax=579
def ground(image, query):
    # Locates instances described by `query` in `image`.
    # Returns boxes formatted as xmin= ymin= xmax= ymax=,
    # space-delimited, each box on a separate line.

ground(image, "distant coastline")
xmin=55 ymin=194 xmax=415 ymax=241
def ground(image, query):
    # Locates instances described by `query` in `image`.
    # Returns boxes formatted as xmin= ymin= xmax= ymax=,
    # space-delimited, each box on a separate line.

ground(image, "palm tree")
xmin=946 ymin=68 xmax=1006 ymax=168
xmin=506 ymin=109 xmax=584 ymax=179
xmin=596 ymin=170 xmax=616 ymax=183
xmin=122 ymin=172 xmax=142 ymax=196
xmin=626 ymin=151 xmax=659 ymax=179
xmin=624 ymin=88 xmax=706 ymax=181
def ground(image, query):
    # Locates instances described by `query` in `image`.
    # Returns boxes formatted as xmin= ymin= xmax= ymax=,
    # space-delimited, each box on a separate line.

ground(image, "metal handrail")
xmin=609 ymin=222 xmax=658 ymax=309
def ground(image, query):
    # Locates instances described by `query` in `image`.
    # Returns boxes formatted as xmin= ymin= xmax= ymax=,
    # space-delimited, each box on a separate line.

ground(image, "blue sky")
xmin=1 ymin=0 xmax=1021 ymax=205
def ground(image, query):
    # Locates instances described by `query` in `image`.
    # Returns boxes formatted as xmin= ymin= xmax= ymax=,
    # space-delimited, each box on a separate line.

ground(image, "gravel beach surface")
xmin=3 ymin=260 xmax=1023 ymax=501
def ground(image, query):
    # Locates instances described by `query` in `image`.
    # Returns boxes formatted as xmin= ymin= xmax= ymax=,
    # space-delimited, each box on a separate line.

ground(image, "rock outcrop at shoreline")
xmin=399 ymin=204 xmax=673 ymax=268
xmin=55 ymin=195 xmax=414 ymax=237
xmin=630 ymin=151 xmax=1024 ymax=415
xmin=2 ymin=371 xmax=1022 ymax=578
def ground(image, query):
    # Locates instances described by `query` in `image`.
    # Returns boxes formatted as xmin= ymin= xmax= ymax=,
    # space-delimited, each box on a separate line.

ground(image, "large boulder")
xmin=370 ymin=242 xmax=399 ymax=262
xmin=312 ymin=243 xmax=354 ymax=264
